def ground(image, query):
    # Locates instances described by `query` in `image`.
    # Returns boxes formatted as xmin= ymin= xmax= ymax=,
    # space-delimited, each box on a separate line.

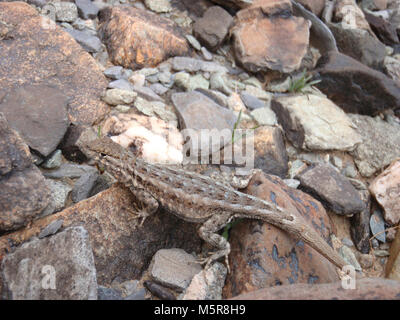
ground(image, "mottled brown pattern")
xmin=78 ymin=135 xmax=348 ymax=273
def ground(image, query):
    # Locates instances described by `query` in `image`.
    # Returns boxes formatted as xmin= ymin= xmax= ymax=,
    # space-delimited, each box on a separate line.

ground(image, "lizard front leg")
xmin=198 ymin=212 xmax=235 ymax=272
xmin=127 ymin=186 xmax=159 ymax=226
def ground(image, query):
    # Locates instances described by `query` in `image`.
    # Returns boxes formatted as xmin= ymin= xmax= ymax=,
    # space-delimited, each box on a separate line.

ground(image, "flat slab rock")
xmin=271 ymin=94 xmax=362 ymax=151
xmin=171 ymin=91 xmax=237 ymax=156
xmin=232 ymin=1 xmax=310 ymax=73
xmin=149 ymin=248 xmax=202 ymax=292
xmin=369 ymin=160 xmax=400 ymax=225
xmin=1 ymin=226 xmax=97 ymax=300
xmin=223 ymin=171 xmax=340 ymax=298
xmin=297 ymin=163 xmax=366 ymax=216
xmin=0 ymin=113 xmax=50 ymax=232
xmin=314 ymin=51 xmax=400 ymax=116
xmin=98 ymin=6 xmax=189 ymax=69
xmin=0 ymin=185 xmax=202 ymax=285
xmin=0 ymin=2 xmax=109 ymax=125
xmin=231 ymin=278 xmax=400 ymax=300
xmin=349 ymin=114 xmax=400 ymax=177
xmin=0 ymin=84 xmax=69 ymax=157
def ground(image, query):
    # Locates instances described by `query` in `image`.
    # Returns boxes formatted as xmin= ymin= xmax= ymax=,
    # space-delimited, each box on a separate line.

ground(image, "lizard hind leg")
xmin=198 ymin=212 xmax=234 ymax=273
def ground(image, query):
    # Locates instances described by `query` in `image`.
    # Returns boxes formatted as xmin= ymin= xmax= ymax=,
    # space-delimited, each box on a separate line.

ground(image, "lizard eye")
xmin=100 ymin=152 xmax=107 ymax=157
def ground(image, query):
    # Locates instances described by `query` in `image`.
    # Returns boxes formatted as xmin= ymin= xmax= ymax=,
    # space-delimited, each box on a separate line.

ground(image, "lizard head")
xmin=87 ymin=136 xmax=131 ymax=161
xmin=78 ymin=129 xmax=131 ymax=162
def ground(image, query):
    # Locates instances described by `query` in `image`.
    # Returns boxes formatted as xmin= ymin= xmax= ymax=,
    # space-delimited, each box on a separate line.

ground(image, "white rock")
xmin=149 ymin=249 xmax=202 ymax=292
xmin=102 ymin=113 xmax=183 ymax=164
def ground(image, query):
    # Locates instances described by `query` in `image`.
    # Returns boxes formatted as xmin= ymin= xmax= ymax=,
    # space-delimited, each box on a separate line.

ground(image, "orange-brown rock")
xmin=0 ymin=2 xmax=109 ymax=125
xmin=0 ymin=184 xmax=202 ymax=285
xmin=231 ymin=278 xmax=400 ymax=300
xmin=369 ymin=159 xmax=400 ymax=225
xmin=98 ymin=6 xmax=190 ymax=70
xmin=232 ymin=0 xmax=310 ymax=73
xmin=223 ymin=172 xmax=340 ymax=299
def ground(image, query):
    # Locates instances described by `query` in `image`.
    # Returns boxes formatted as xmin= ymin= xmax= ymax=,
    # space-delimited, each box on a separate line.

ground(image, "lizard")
xmin=79 ymin=135 xmax=349 ymax=272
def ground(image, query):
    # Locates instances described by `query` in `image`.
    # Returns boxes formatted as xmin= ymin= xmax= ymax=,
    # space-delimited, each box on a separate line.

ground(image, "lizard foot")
xmin=122 ymin=206 xmax=150 ymax=227
xmin=197 ymin=251 xmax=231 ymax=274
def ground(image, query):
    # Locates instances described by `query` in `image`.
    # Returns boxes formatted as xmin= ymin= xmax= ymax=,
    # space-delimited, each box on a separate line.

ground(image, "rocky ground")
xmin=0 ymin=0 xmax=400 ymax=300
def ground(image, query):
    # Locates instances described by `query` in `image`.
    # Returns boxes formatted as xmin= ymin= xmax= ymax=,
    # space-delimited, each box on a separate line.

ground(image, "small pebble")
xmin=129 ymin=73 xmax=145 ymax=87
xmin=71 ymin=171 xmax=99 ymax=203
xmin=371 ymin=238 xmax=380 ymax=249
xmin=339 ymin=246 xmax=362 ymax=271
xmin=331 ymin=156 xmax=343 ymax=169
xmin=41 ymin=150 xmax=63 ymax=169
xmin=343 ymin=164 xmax=358 ymax=178
xmin=380 ymin=243 xmax=390 ymax=250
xmin=283 ymin=179 xmax=300 ymax=189
xmin=241 ymin=92 xmax=265 ymax=110
xmin=374 ymin=250 xmax=389 ymax=257
xmin=38 ymin=219 xmax=64 ymax=239
xmin=348 ymin=178 xmax=367 ymax=190
xmin=150 ymin=83 xmax=169 ymax=95
xmin=185 ymin=35 xmax=201 ymax=51
xmin=357 ymin=253 xmax=374 ymax=269
xmin=115 ymin=105 xmax=131 ymax=113
xmin=201 ymin=47 xmax=213 ymax=61
xmin=98 ymin=286 xmax=123 ymax=300
xmin=341 ymin=237 xmax=354 ymax=247
xmin=104 ymin=66 xmax=125 ymax=80
xmin=370 ymin=210 xmax=386 ymax=243
xmin=124 ymin=288 xmax=146 ymax=300
xmin=144 ymin=281 xmax=176 ymax=300
xmin=158 ymin=70 xmax=172 ymax=85
xmin=286 ymin=146 xmax=298 ymax=158
xmin=289 ymin=159 xmax=307 ymax=179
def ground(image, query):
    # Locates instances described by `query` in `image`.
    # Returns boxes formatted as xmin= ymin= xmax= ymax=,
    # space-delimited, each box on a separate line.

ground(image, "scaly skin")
xmin=81 ymin=136 xmax=348 ymax=271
